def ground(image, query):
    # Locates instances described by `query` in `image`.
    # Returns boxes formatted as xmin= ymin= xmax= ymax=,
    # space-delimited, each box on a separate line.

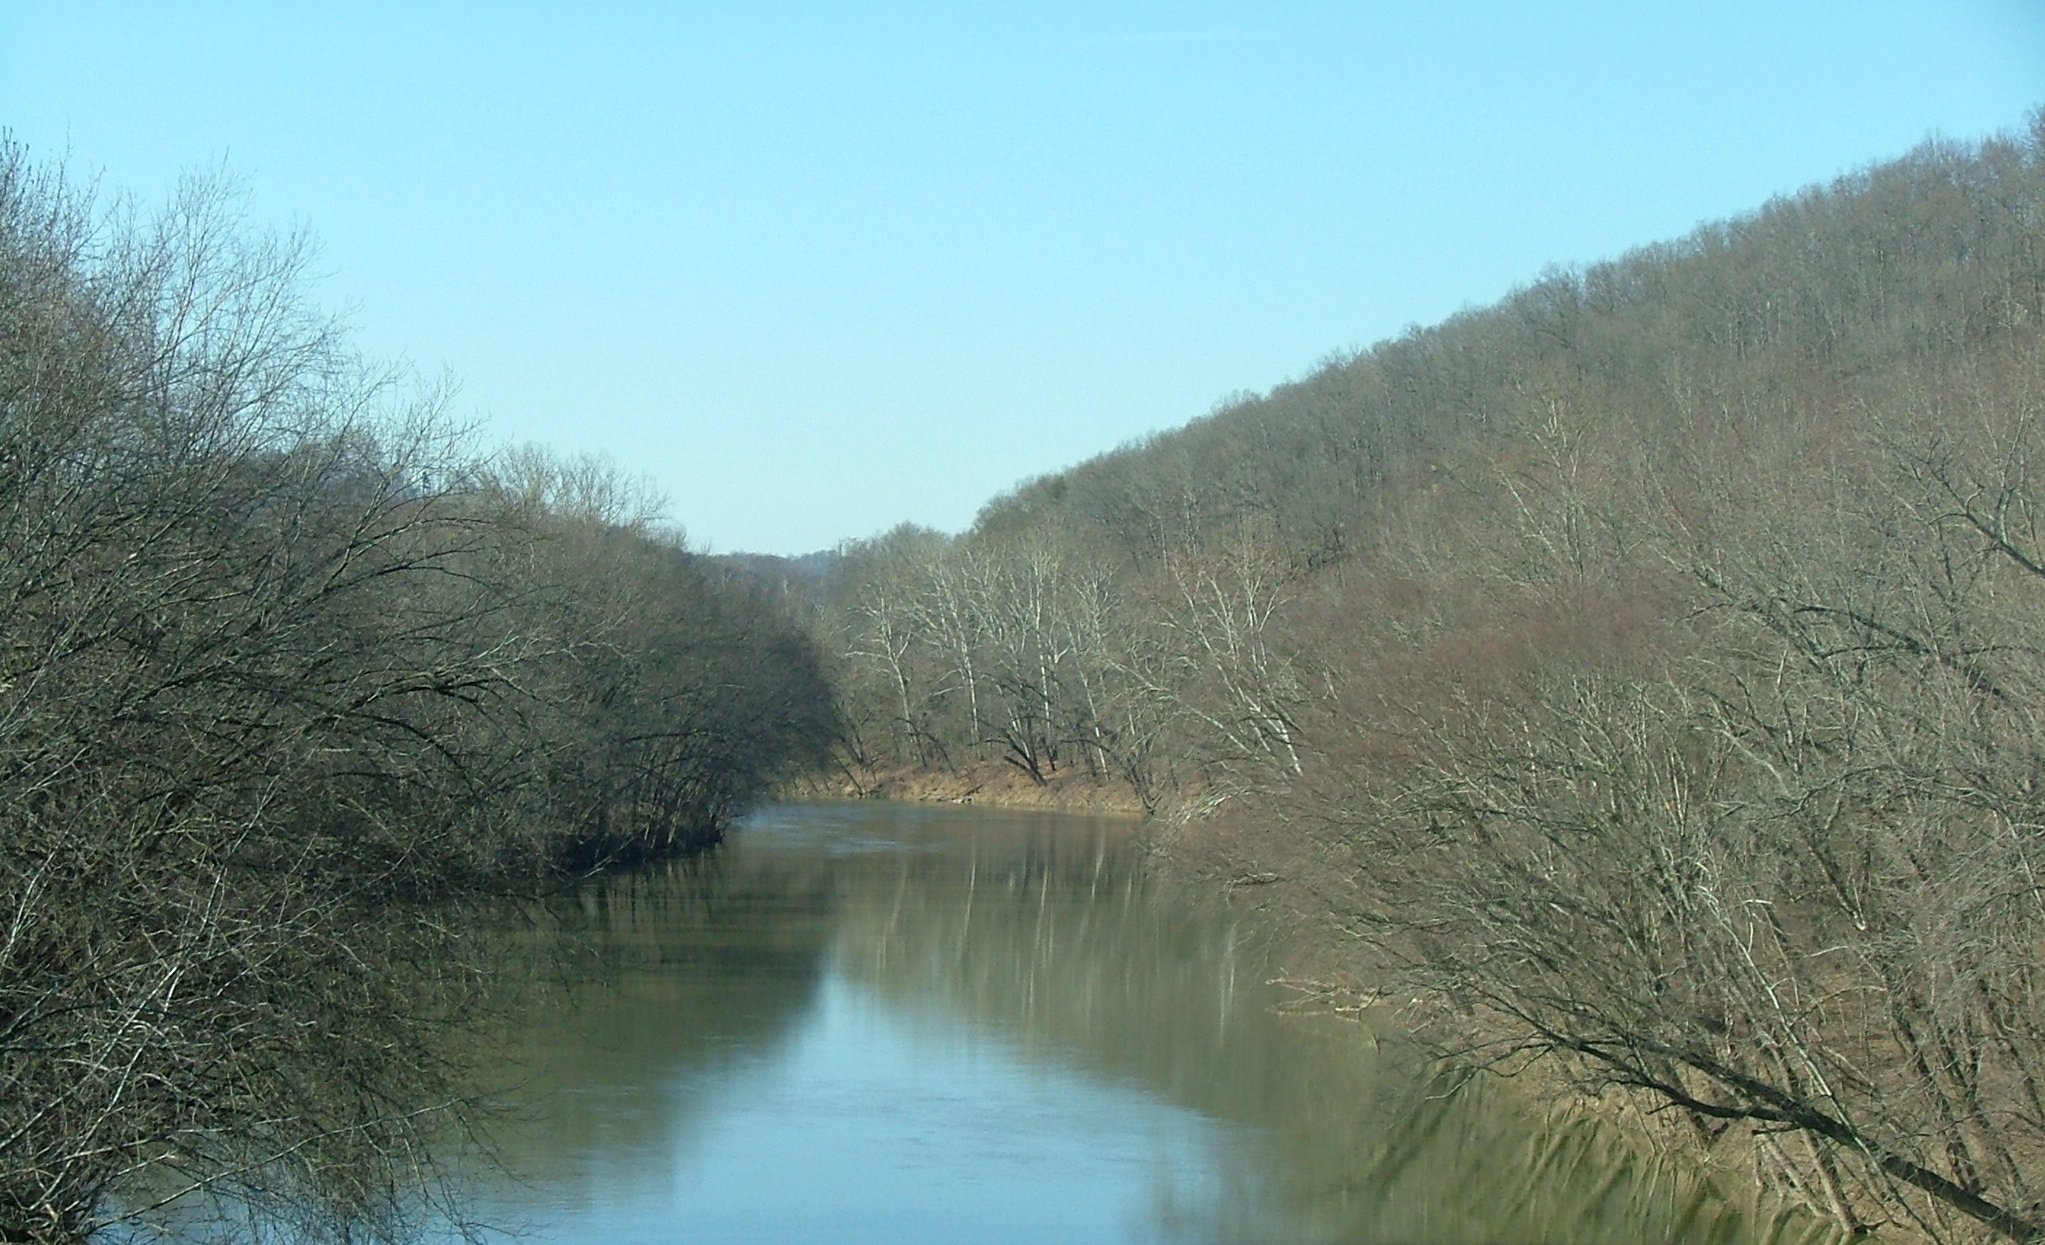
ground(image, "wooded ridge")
xmin=794 ymin=114 xmax=2045 ymax=1243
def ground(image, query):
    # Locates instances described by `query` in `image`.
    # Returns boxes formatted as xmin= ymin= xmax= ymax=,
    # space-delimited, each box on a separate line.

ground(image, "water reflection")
xmin=482 ymin=850 xmax=837 ymax=1223
xmin=462 ymin=802 xmax=1842 ymax=1245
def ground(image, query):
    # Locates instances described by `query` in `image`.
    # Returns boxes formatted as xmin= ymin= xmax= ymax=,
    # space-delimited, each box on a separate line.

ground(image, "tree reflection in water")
xmin=464 ymin=802 xmax=1845 ymax=1245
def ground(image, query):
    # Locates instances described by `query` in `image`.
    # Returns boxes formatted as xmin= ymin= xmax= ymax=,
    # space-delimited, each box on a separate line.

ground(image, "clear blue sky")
xmin=4 ymin=3 xmax=2041 ymax=554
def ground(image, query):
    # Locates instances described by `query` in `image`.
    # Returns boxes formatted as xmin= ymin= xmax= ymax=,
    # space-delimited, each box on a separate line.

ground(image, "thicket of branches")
xmin=0 ymin=146 xmax=834 ymax=1243
xmin=807 ymin=115 xmax=2045 ymax=1241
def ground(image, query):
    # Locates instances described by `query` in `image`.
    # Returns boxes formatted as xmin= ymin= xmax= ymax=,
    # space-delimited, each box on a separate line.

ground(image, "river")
xmin=434 ymin=801 xmax=1836 ymax=1244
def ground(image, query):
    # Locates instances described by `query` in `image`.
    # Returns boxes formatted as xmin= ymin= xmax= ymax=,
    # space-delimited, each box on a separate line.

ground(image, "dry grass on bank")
xmin=783 ymin=759 xmax=1150 ymax=816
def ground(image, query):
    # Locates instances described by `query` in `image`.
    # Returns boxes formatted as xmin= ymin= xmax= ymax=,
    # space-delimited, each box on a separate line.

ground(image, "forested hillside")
xmin=0 ymin=147 xmax=834 ymax=1242
xmin=807 ymin=115 xmax=2045 ymax=1242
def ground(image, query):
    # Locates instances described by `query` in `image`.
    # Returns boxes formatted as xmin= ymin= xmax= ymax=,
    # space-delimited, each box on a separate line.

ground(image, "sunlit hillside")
xmin=798 ymin=114 xmax=2045 ymax=1244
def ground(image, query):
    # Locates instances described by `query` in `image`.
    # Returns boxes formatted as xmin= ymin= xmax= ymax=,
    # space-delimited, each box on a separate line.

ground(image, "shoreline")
xmin=785 ymin=760 xmax=1152 ymax=817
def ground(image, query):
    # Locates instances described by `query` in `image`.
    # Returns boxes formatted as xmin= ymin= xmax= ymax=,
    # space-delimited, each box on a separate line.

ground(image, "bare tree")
xmin=0 ymin=145 xmax=838 ymax=1244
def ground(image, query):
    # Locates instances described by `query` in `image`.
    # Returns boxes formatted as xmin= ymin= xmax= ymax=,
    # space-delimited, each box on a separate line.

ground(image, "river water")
xmin=433 ymin=801 xmax=1836 ymax=1245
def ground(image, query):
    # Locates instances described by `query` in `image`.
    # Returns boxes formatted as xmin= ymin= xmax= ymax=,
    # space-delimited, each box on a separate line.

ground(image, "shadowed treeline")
xmin=0 ymin=146 xmax=835 ymax=1242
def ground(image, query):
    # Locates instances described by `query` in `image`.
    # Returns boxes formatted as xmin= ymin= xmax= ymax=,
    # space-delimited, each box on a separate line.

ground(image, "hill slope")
xmin=805 ymin=114 xmax=2045 ymax=1242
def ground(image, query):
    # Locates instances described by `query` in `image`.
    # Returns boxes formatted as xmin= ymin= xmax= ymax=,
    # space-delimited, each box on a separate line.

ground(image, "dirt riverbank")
xmin=788 ymin=760 xmax=1151 ymax=816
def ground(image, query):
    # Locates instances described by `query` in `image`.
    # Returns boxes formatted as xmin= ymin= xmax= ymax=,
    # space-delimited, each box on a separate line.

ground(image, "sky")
xmin=3 ymin=3 xmax=2041 ymax=555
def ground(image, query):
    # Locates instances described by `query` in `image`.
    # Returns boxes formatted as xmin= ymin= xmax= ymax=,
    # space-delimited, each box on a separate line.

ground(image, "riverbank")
xmin=788 ymin=759 xmax=1151 ymax=816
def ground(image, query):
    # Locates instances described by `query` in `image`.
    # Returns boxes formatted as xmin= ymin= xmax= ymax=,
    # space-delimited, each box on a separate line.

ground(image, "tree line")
xmin=803 ymin=114 xmax=2045 ymax=1242
xmin=0 ymin=146 xmax=834 ymax=1242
